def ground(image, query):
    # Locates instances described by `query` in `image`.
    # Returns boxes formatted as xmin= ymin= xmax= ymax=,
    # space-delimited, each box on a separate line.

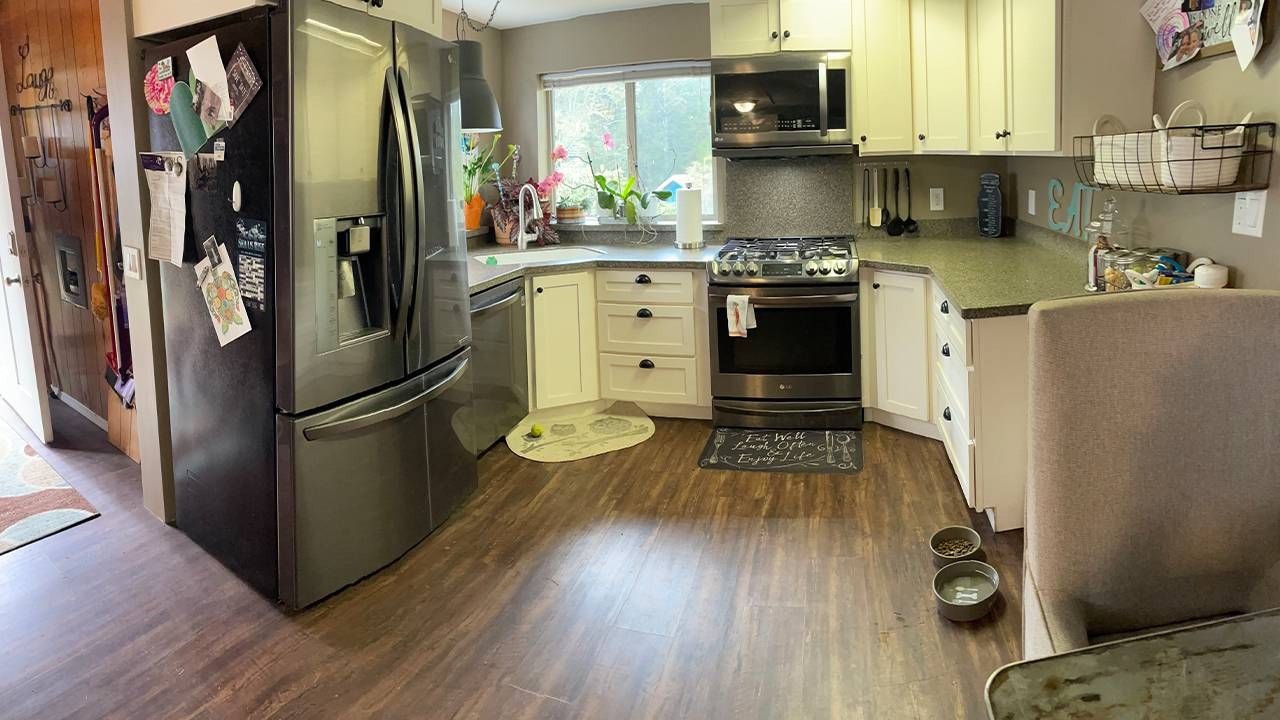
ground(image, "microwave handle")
xmin=818 ymin=59 xmax=829 ymax=138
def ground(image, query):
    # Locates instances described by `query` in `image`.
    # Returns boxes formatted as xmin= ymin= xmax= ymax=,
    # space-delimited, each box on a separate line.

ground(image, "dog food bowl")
xmin=928 ymin=525 xmax=983 ymax=567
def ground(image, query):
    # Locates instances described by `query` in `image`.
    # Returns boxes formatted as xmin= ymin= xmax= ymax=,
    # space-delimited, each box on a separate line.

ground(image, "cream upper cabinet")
xmin=910 ymin=0 xmax=969 ymax=153
xmin=780 ymin=0 xmax=853 ymax=51
xmin=870 ymin=270 xmax=930 ymax=422
xmin=850 ymin=0 xmax=913 ymax=154
xmin=710 ymin=0 xmax=782 ymax=56
xmin=711 ymin=0 xmax=851 ymax=56
xmin=531 ymin=272 xmax=599 ymax=410
xmin=1005 ymin=0 xmax=1058 ymax=152
xmin=968 ymin=0 xmax=1009 ymax=153
xmin=369 ymin=0 xmax=443 ymax=35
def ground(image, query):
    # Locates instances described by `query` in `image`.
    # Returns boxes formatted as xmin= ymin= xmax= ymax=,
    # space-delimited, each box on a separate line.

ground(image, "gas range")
xmin=708 ymin=236 xmax=859 ymax=285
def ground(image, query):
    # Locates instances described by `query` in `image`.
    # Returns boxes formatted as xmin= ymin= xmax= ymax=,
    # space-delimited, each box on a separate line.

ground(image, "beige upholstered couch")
xmin=1023 ymin=290 xmax=1280 ymax=659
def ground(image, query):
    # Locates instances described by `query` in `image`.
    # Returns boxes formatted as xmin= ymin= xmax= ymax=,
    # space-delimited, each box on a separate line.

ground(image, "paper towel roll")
xmin=21 ymin=135 xmax=40 ymax=159
xmin=1194 ymin=263 xmax=1229 ymax=289
xmin=674 ymin=186 xmax=703 ymax=249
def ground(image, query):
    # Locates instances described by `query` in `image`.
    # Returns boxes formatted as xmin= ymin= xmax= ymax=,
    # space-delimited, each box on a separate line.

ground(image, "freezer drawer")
xmin=277 ymin=349 xmax=473 ymax=608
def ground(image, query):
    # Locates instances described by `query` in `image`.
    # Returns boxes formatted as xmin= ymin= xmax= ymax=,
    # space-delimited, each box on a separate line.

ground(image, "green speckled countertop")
xmin=468 ymin=227 xmax=1088 ymax=319
xmin=858 ymin=232 xmax=1088 ymax=319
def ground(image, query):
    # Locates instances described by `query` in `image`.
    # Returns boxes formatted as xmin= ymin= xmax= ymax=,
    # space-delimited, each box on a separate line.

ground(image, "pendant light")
xmin=456 ymin=1 xmax=503 ymax=133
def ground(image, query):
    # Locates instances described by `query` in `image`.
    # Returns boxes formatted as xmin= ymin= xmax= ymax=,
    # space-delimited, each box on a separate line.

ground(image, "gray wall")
xmin=1009 ymin=46 xmax=1280 ymax=289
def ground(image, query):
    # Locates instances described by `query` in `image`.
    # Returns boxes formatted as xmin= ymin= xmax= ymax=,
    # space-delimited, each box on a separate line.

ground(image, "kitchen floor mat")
xmin=698 ymin=428 xmax=862 ymax=474
xmin=0 ymin=420 xmax=97 ymax=556
xmin=506 ymin=402 xmax=655 ymax=463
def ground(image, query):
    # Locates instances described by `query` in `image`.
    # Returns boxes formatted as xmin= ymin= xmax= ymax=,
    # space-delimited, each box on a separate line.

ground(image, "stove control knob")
xmin=732 ymin=262 xmax=746 ymax=276
xmin=833 ymin=260 xmax=848 ymax=275
xmin=804 ymin=260 xmax=819 ymax=276
xmin=819 ymin=261 xmax=832 ymax=275
xmin=717 ymin=262 xmax=731 ymax=276
xmin=745 ymin=262 xmax=760 ymax=276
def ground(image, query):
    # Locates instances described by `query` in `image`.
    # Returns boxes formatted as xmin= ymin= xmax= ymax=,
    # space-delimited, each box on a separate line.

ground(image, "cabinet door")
xmin=1005 ymin=0 xmax=1058 ymax=152
xmin=872 ymin=271 xmax=929 ymax=421
xmin=780 ymin=0 xmax=852 ymax=51
xmin=370 ymin=0 xmax=442 ymax=36
xmin=531 ymin=272 xmax=599 ymax=409
xmin=910 ymin=0 xmax=969 ymax=152
xmin=969 ymin=0 xmax=1009 ymax=153
xmin=711 ymin=0 xmax=782 ymax=56
xmin=850 ymin=0 xmax=913 ymax=154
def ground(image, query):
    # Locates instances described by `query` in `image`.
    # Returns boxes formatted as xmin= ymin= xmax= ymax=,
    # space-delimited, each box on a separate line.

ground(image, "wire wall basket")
xmin=1074 ymin=122 xmax=1275 ymax=195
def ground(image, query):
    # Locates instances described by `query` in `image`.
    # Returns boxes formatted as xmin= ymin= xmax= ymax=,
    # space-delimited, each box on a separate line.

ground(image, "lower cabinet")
xmin=868 ymin=270 xmax=930 ymax=421
xmin=530 ymin=271 xmax=599 ymax=410
xmin=598 ymin=353 xmax=700 ymax=406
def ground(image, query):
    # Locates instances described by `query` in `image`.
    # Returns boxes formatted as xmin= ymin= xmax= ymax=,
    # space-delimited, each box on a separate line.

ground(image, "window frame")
xmin=542 ymin=62 xmax=725 ymax=224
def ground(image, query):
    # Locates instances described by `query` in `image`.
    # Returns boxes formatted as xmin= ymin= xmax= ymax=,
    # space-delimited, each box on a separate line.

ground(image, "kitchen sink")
xmin=474 ymin=247 xmax=606 ymax=266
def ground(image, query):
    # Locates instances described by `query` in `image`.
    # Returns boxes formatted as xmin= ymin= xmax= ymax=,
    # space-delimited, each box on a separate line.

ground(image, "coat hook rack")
xmin=9 ymin=99 xmax=73 ymax=116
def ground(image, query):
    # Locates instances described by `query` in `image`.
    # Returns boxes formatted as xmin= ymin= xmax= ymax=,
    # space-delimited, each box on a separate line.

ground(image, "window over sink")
xmin=543 ymin=61 xmax=724 ymax=222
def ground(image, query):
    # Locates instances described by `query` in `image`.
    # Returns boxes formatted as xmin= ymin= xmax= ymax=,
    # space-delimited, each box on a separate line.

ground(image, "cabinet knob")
xmin=1002 ymin=129 xmax=1011 ymax=138
xmin=994 ymin=131 xmax=1002 ymax=140
xmin=636 ymin=308 xmax=653 ymax=319
xmin=872 ymin=282 xmax=880 ymax=290
xmin=860 ymin=135 xmax=868 ymax=142
xmin=536 ymin=287 xmax=544 ymax=294
xmin=639 ymin=359 xmax=655 ymax=369
xmin=635 ymin=274 xmax=652 ymax=285
xmin=940 ymin=300 xmax=949 ymax=315
xmin=918 ymin=134 xmax=926 ymax=141
xmin=370 ymin=0 xmax=383 ymax=6
xmin=783 ymin=30 xmax=791 ymax=38
xmin=771 ymin=31 xmax=779 ymax=39
xmin=943 ymin=407 xmax=952 ymax=422
xmin=941 ymin=343 xmax=950 ymax=358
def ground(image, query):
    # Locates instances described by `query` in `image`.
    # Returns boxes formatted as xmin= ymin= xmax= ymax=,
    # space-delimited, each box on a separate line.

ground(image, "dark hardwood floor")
xmin=0 ymin=401 xmax=1022 ymax=719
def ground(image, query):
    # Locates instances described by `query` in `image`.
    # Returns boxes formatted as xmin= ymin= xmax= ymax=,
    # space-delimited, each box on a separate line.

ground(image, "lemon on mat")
xmin=529 ymin=424 xmax=544 ymax=438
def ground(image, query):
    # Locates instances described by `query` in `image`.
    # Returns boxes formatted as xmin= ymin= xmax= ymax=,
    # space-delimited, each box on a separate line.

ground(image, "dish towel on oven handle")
xmin=726 ymin=294 xmax=757 ymax=338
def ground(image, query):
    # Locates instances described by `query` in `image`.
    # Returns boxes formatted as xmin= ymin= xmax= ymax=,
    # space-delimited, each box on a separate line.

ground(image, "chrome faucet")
xmin=517 ymin=183 xmax=542 ymax=250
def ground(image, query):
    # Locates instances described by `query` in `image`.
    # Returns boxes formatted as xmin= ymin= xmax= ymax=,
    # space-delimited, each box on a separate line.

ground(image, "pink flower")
xmin=602 ymin=132 xmax=615 ymax=151
xmin=551 ymin=144 xmax=569 ymax=161
xmin=536 ymin=171 xmax=565 ymax=196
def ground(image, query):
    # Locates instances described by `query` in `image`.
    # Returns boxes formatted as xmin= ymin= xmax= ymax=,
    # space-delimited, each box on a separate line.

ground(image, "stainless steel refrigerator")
xmin=146 ymin=0 xmax=476 ymax=609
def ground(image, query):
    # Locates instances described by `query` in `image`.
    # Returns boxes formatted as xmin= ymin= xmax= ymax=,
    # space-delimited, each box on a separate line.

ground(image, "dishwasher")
xmin=469 ymin=278 xmax=529 ymax=454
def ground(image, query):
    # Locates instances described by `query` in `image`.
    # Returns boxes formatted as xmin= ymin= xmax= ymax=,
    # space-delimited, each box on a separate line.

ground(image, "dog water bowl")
xmin=933 ymin=560 xmax=1000 ymax=622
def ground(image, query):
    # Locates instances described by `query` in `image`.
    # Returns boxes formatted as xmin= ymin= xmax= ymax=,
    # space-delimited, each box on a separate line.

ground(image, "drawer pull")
xmin=636 ymin=308 xmax=653 ymax=319
xmin=941 ymin=343 xmax=950 ymax=358
xmin=943 ymin=407 xmax=952 ymax=422
xmin=635 ymin=274 xmax=652 ymax=285
xmin=639 ymin=359 xmax=655 ymax=369
xmin=940 ymin=300 xmax=949 ymax=315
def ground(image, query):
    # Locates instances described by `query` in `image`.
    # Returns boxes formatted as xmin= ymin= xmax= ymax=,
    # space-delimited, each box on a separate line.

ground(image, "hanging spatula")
xmin=869 ymin=168 xmax=882 ymax=228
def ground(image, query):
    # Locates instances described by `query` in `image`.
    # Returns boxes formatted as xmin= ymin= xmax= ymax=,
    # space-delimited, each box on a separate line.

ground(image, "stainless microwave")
xmin=711 ymin=52 xmax=852 ymax=159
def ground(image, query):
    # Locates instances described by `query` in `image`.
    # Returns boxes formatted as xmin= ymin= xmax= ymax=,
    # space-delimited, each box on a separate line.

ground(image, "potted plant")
xmin=491 ymin=177 xmax=559 ymax=246
xmin=461 ymin=134 xmax=516 ymax=231
xmin=561 ymin=135 xmax=673 ymax=225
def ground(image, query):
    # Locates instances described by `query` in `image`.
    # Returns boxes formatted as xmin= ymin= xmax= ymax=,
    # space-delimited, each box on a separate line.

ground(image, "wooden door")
xmin=780 ymin=0 xmax=852 ymax=51
xmin=910 ymin=0 xmax=970 ymax=152
xmin=851 ymin=0 xmax=914 ymax=154
xmin=531 ymin=272 xmax=598 ymax=409
xmin=710 ymin=0 xmax=782 ymax=57
xmin=872 ymin=270 xmax=929 ymax=421
xmin=970 ymin=0 xmax=1009 ymax=152
xmin=1006 ymin=0 xmax=1058 ymax=152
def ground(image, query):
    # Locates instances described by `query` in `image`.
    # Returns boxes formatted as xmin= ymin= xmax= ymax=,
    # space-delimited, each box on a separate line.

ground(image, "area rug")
xmin=506 ymin=402 xmax=655 ymax=463
xmin=0 ymin=422 xmax=97 ymax=555
xmin=698 ymin=428 xmax=863 ymax=474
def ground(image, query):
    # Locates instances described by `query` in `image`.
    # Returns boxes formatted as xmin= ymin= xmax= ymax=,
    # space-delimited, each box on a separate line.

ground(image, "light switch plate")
xmin=123 ymin=246 xmax=142 ymax=280
xmin=929 ymin=188 xmax=945 ymax=212
xmin=1028 ymin=189 xmax=1037 ymax=216
xmin=1233 ymin=189 xmax=1267 ymax=237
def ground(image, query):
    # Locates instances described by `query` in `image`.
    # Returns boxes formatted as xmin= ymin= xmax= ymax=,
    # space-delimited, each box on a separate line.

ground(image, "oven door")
xmin=709 ymin=284 xmax=860 ymax=401
xmin=711 ymin=52 xmax=851 ymax=156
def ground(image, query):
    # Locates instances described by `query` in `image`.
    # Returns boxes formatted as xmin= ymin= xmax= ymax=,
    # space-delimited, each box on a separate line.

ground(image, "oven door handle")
xmin=714 ymin=400 xmax=862 ymax=416
xmin=711 ymin=292 xmax=858 ymax=306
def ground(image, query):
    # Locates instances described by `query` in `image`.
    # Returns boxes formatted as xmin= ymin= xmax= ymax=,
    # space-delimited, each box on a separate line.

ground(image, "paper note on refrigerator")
xmin=186 ymin=36 xmax=232 ymax=122
xmin=140 ymin=152 xmax=187 ymax=267
xmin=194 ymin=239 xmax=252 ymax=346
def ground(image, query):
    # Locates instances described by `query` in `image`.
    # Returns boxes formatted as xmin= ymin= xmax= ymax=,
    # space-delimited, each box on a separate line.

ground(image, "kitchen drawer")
xmin=932 ymin=322 xmax=971 ymax=411
xmin=597 ymin=303 xmax=696 ymax=357
xmin=599 ymin=353 xmax=699 ymax=405
xmin=934 ymin=377 xmax=976 ymax=508
xmin=596 ymin=269 xmax=695 ymax=305
xmin=931 ymin=282 xmax=969 ymax=352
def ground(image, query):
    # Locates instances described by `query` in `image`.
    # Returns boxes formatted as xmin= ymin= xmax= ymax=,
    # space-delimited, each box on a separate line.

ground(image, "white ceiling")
xmin=444 ymin=0 xmax=706 ymax=30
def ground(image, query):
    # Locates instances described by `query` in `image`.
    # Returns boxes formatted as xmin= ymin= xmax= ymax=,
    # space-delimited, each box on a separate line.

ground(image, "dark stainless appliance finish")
xmin=711 ymin=52 xmax=852 ymax=159
xmin=149 ymin=0 xmax=477 ymax=609
xmin=470 ymin=279 xmax=528 ymax=454
xmin=708 ymin=237 xmax=862 ymax=429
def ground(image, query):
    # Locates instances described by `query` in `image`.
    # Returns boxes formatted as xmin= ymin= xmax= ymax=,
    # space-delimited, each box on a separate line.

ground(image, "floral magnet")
xmin=144 ymin=57 xmax=176 ymax=114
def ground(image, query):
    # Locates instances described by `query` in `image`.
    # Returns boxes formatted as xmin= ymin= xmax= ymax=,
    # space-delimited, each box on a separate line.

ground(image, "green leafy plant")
xmin=594 ymin=175 xmax=673 ymax=224
xmin=462 ymin=134 xmax=517 ymax=204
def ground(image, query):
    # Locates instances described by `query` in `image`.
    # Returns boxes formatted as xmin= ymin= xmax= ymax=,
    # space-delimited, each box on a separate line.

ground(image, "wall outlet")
xmin=1233 ymin=189 xmax=1267 ymax=237
xmin=1028 ymin=189 xmax=1037 ymax=216
xmin=929 ymin=188 xmax=945 ymax=212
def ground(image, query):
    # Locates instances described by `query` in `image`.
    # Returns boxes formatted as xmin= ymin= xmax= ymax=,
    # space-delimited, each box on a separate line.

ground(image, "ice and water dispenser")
xmin=313 ymin=215 xmax=388 ymax=352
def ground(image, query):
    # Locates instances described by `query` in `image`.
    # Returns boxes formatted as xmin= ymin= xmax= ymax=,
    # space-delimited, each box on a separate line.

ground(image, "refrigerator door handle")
xmin=398 ymin=68 xmax=428 ymax=342
xmin=385 ymin=68 xmax=416 ymax=342
xmin=303 ymin=356 xmax=470 ymax=442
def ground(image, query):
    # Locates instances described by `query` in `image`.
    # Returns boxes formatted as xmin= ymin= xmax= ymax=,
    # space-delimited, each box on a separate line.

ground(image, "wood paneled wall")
xmin=0 ymin=0 xmax=111 ymax=420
